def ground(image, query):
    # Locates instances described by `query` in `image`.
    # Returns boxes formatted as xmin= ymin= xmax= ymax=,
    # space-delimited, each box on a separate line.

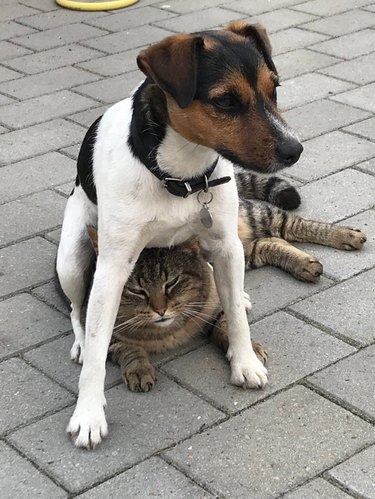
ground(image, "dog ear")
xmin=137 ymin=34 xmax=204 ymax=108
xmin=87 ymin=225 xmax=99 ymax=255
xmin=226 ymin=21 xmax=277 ymax=74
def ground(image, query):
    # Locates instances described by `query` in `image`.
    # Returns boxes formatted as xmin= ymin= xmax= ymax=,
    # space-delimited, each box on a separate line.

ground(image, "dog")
xmin=57 ymin=20 xmax=303 ymax=449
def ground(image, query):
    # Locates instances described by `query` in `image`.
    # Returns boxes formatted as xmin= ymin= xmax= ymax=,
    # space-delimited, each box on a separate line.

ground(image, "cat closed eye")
xmin=127 ymin=287 xmax=148 ymax=298
xmin=165 ymin=276 xmax=180 ymax=290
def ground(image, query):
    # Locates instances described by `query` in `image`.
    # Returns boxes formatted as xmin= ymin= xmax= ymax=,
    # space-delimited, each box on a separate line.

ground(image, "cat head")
xmin=87 ymin=226 xmax=211 ymax=330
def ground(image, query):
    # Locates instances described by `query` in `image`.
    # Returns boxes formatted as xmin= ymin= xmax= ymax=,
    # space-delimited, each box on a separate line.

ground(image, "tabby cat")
xmin=86 ymin=171 xmax=366 ymax=392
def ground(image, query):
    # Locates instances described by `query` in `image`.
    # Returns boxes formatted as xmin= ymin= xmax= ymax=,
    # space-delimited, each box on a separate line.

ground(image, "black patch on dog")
xmin=77 ymin=116 xmax=102 ymax=205
xmin=128 ymin=79 xmax=167 ymax=167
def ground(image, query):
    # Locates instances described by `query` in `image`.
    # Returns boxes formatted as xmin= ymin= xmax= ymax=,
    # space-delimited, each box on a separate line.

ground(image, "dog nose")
xmin=277 ymin=138 xmax=303 ymax=167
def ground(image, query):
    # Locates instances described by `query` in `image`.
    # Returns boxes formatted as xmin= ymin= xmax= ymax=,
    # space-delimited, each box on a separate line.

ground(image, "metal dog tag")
xmin=200 ymin=203 xmax=213 ymax=228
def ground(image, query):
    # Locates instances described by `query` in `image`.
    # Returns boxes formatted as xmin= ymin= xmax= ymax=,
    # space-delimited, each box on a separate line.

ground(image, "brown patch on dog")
xmin=257 ymin=64 xmax=276 ymax=100
xmin=209 ymin=70 xmax=256 ymax=105
xmin=167 ymin=95 xmax=274 ymax=170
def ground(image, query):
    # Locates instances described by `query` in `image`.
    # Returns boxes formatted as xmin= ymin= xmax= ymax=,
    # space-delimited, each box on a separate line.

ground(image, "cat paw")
xmin=227 ymin=348 xmax=268 ymax=389
xmin=251 ymin=340 xmax=268 ymax=365
xmin=123 ymin=361 xmax=157 ymax=392
xmin=70 ymin=339 xmax=84 ymax=364
xmin=335 ymin=227 xmax=367 ymax=250
xmin=297 ymin=258 xmax=323 ymax=283
xmin=67 ymin=396 xmax=107 ymax=449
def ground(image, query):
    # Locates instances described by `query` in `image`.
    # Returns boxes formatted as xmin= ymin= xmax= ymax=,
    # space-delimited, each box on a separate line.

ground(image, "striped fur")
xmin=234 ymin=166 xmax=301 ymax=210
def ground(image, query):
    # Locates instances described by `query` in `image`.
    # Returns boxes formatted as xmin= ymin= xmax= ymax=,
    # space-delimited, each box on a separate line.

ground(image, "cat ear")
xmin=180 ymin=236 xmax=200 ymax=255
xmin=87 ymin=225 xmax=99 ymax=255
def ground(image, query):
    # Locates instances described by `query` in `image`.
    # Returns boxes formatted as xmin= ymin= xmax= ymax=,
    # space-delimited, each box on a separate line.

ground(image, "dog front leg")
xmin=67 ymin=244 xmax=141 ymax=449
xmin=211 ymin=237 xmax=268 ymax=389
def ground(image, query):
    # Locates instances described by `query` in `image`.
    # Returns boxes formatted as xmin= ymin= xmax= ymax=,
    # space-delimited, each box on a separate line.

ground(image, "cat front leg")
xmin=110 ymin=342 xmax=156 ymax=392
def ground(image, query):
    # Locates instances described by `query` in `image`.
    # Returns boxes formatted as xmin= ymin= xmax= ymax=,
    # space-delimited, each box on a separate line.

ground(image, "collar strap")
xmin=130 ymin=121 xmax=231 ymax=198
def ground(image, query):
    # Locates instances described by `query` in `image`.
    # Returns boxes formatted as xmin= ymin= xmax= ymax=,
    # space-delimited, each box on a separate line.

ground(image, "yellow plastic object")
xmin=56 ymin=0 xmax=139 ymax=11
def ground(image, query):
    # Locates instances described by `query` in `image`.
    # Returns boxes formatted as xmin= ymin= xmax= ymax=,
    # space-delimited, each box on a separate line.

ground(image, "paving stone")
xmin=279 ymin=73 xmax=354 ymax=110
xmin=32 ymin=280 xmax=70 ymax=316
xmin=292 ymin=0 xmax=372 ymax=16
xmin=302 ymin=9 xmax=375 ymax=36
xmin=0 ymin=93 xmax=14 ymax=105
xmin=309 ymin=345 xmax=375 ymax=420
xmin=283 ymin=99 xmax=371 ymax=141
xmin=0 ymin=125 xmax=9 ymax=133
xmin=87 ymin=6 xmax=176 ymax=31
xmin=0 ymin=20 xmax=36 ymax=41
xmin=0 ymin=358 xmax=74 ymax=434
xmin=4 ymin=44 xmax=104 ymax=75
xmin=287 ymin=131 xmax=375 ymax=181
xmin=154 ymin=7 xmax=244 ymax=32
xmin=83 ymin=24 xmax=172 ymax=54
xmin=364 ymin=4 xmax=375 ymax=11
xmin=0 ymin=441 xmax=67 ymax=499
xmin=290 ymin=268 xmax=375 ymax=345
xmin=244 ymin=266 xmax=331 ymax=321
xmin=0 ymin=66 xmax=100 ymax=100
xmin=344 ymin=117 xmax=375 ymax=141
xmin=246 ymin=8 xmax=317 ymax=33
xmin=13 ymin=24 xmax=106 ymax=51
xmin=283 ymin=477 xmax=351 ymax=498
xmin=0 ymin=191 xmax=66 ymax=246
xmin=0 ymin=4 xmax=38 ymax=21
xmin=224 ymin=0 xmax=303 ymax=16
xmin=18 ymin=9 xmax=108 ymax=30
xmin=356 ymin=158 xmax=375 ymax=175
xmin=310 ymin=29 xmax=375 ymax=60
xmin=74 ymin=70 xmax=143 ymax=104
xmin=270 ymin=28 xmax=329 ymax=56
xmin=333 ymin=82 xmax=375 ymax=113
xmin=0 ymin=65 xmax=22 ymax=83
xmin=297 ymin=210 xmax=375 ymax=281
xmin=0 ymin=152 xmax=75 ymax=203
xmin=0 ymin=292 xmax=70 ymax=360
xmin=165 ymin=386 xmax=375 ymax=499
xmin=8 ymin=376 xmax=223 ymax=493
xmin=0 ymin=90 xmax=97 ymax=129
xmin=273 ymin=49 xmax=340 ymax=80
xmin=77 ymin=456 xmax=211 ymax=498
xmin=162 ymin=312 xmax=354 ymax=413
xmin=59 ymin=144 xmax=80 ymax=161
xmin=0 ymin=40 xmax=31 ymax=60
xmin=0 ymin=237 xmax=57 ymax=296
xmin=156 ymin=0 xmax=237 ymax=14
xmin=67 ymin=105 xmax=108 ymax=127
xmin=20 ymin=0 xmax=60 ymax=11
xmin=296 ymin=169 xmax=375 ymax=223
xmin=0 ymin=119 xmax=84 ymax=165
xmin=24 ymin=334 xmax=121 ymax=394
xmin=328 ymin=444 xmax=375 ymax=498
xmin=76 ymin=47 xmax=144 ymax=77
xmin=321 ymin=52 xmax=375 ymax=85
xmin=54 ymin=181 xmax=75 ymax=197
xmin=45 ymin=228 xmax=62 ymax=245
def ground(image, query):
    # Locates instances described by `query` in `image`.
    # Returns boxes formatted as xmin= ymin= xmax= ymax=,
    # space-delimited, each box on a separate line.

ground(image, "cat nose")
xmin=155 ymin=307 xmax=166 ymax=317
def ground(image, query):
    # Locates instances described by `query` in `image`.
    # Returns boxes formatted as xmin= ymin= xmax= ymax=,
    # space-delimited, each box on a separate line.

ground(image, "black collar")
xmin=130 ymin=110 xmax=231 ymax=198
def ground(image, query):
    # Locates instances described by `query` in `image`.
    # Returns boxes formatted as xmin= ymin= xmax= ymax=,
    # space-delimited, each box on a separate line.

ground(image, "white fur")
xmin=57 ymin=92 xmax=267 ymax=450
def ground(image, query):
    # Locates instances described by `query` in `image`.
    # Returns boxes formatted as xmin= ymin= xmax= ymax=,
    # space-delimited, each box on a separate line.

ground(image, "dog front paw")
xmin=67 ymin=398 xmax=108 ymax=449
xmin=70 ymin=339 xmax=84 ymax=364
xmin=228 ymin=349 xmax=268 ymax=389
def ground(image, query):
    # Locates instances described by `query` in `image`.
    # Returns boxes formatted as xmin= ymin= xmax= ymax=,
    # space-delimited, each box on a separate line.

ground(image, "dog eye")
xmin=211 ymin=95 xmax=238 ymax=111
xmin=165 ymin=276 xmax=179 ymax=290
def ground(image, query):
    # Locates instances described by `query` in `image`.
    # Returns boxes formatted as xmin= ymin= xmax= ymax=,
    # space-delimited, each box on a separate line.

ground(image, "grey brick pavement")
xmin=0 ymin=1 xmax=374 ymax=498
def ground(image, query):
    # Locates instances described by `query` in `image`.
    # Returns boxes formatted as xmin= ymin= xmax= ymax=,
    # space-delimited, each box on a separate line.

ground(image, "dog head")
xmin=137 ymin=21 xmax=302 ymax=173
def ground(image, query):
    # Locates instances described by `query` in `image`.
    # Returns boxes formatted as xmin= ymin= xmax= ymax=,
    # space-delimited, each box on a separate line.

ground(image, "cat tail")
xmin=234 ymin=165 xmax=301 ymax=210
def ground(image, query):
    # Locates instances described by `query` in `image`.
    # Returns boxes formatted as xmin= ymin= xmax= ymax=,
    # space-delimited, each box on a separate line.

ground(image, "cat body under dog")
xmin=85 ymin=174 xmax=366 ymax=393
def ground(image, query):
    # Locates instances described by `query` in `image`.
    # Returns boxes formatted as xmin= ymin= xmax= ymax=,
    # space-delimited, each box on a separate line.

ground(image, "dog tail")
xmin=234 ymin=166 xmax=301 ymax=210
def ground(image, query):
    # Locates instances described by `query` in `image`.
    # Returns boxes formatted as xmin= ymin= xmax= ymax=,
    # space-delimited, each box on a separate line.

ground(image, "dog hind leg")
xmin=56 ymin=187 xmax=97 ymax=364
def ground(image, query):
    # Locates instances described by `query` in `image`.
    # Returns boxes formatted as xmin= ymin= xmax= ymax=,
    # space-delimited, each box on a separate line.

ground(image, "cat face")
xmin=118 ymin=245 xmax=211 ymax=331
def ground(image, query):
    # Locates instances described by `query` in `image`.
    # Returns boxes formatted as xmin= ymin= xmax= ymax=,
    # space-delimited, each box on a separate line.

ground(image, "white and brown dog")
xmin=57 ymin=21 xmax=303 ymax=449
